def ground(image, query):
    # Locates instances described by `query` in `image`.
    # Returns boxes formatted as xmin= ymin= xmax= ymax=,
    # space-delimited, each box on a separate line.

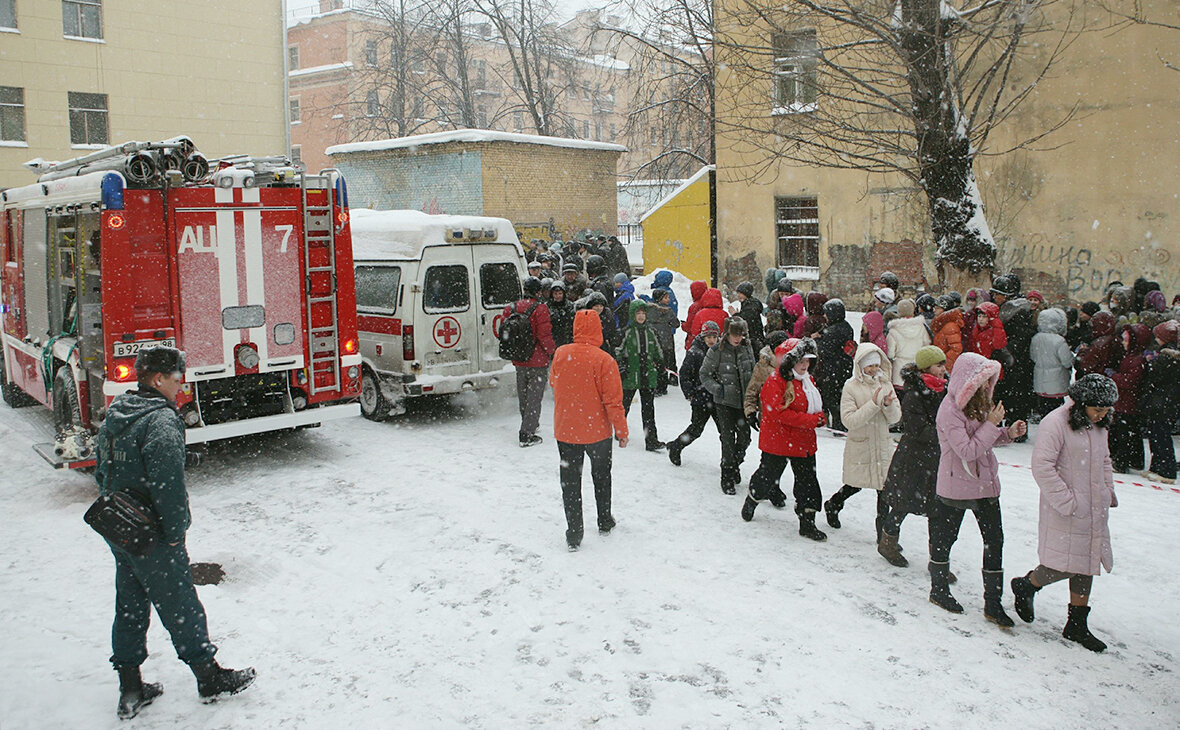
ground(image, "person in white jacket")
xmin=886 ymin=299 xmax=932 ymax=387
xmin=1029 ymin=307 xmax=1076 ymax=416
xmin=822 ymin=343 xmax=903 ymax=540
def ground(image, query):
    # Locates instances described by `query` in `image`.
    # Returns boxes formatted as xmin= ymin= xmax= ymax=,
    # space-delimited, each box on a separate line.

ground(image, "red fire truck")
xmin=0 ymin=138 xmax=361 ymax=469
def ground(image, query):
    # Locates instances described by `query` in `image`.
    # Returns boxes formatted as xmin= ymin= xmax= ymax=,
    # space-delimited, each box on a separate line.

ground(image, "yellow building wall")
xmin=0 ymin=0 xmax=287 ymax=189
xmin=641 ymin=172 xmax=713 ymax=282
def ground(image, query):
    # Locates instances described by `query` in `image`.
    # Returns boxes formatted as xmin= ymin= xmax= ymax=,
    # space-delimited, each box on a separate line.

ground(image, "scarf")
xmin=921 ymin=373 xmax=947 ymax=393
xmin=793 ymin=369 xmax=822 ymax=414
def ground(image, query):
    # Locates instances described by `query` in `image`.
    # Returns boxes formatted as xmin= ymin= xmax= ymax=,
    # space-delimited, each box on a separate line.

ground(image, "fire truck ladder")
xmin=300 ymin=170 xmax=341 ymax=395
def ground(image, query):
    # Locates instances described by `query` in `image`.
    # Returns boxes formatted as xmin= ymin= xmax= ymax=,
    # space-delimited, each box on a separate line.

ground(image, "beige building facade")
xmin=0 ymin=0 xmax=287 ymax=189
xmin=714 ymin=2 xmax=1180 ymax=306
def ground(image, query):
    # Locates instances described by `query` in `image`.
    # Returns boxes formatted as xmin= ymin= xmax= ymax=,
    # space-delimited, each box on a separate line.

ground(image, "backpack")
xmin=499 ymin=300 xmax=540 ymax=361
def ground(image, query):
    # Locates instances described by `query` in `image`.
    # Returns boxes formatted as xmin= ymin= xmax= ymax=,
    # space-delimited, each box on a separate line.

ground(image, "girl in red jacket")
xmin=967 ymin=302 xmax=1008 ymax=359
xmin=740 ymin=338 xmax=829 ymax=541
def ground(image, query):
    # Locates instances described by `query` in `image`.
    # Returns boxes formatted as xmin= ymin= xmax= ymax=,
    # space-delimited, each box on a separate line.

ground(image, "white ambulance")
xmin=350 ymin=209 xmax=529 ymax=419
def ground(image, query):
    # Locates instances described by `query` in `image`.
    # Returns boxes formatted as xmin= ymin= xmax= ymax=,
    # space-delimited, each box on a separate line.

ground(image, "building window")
xmin=582 ymin=120 xmax=590 ymax=139
xmin=772 ymin=30 xmax=818 ymax=114
xmin=62 ymin=0 xmax=102 ymax=39
xmin=512 ymin=112 xmax=523 ymax=132
xmin=472 ymin=59 xmax=486 ymax=88
xmin=1 ymin=0 xmax=16 ymax=30
xmin=288 ymin=46 xmax=299 ymax=70
xmin=775 ymin=197 xmax=820 ymax=269
xmin=68 ymin=92 xmax=108 ymax=146
xmin=365 ymin=40 xmax=378 ymax=66
xmin=290 ymin=145 xmax=302 ymax=166
xmin=289 ymin=97 xmax=301 ymax=124
xmin=0 ymin=87 xmax=25 ymax=142
xmin=594 ymin=119 xmax=602 ymax=141
xmin=366 ymin=90 xmax=379 ymax=116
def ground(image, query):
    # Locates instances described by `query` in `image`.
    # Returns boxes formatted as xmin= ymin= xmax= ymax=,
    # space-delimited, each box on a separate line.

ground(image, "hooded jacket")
xmin=783 ymin=293 xmax=806 ymax=337
xmin=883 ymin=364 xmax=947 ymax=514
xmin=1076 ymin=311 xmax=1119 ymax=376
xmin=688 ymin=288 xmax=729 ymax=349
xmin=840 ymin=343 xmax=902 ymax=490
xmin=935 ymin=352 xmax=1012 ymax=500
xmin=745 ymin=344 xmax=779 ymax=419
xmin=1140 ymin=327 xmax=1180 ymax=420
xmin=1032 ymin=398 xmax=1116 ymax=575
xmin=861 ymin=311 xmax=887 ymax=351
xmin=95 ymin=388 xmax=191 ymax=545
xmin=886 ymin=315 xmax=933 ymax=386
xmin=681 ymin=280 xmax=708 ymax=337
xmin=998 ymin=297 xmax=1036 ymax=389
xmin=612 ymin=279 xmax=636 ymax=328
xmin=652 ymin=270 xmax=680 ymax=316
xmin=758 ymin=357 xmax=824 ymax=457
xmin=616 ymin=300 xmax=663 ymax=390
xmin=797 ymin=292 xmax=828 ymax=339
xmin=931 ymin=309 xmax=965 ymax=372
xmin=699 ymin=331 xmax=755 ymax=410
xmin=736 ymin=296 xmax=766 ymax=354
xmin=550 ymin=310 xmax=629 ymax=444
xmin=817 ymin=299 xmax=855 ymax=387
xmin=1111 ymin=323 xmax=1152 ymax=414
xmin=679 ymin=333 xmax=714 ymax=408
xmin=1030 ymin=307 xmax=1076 ymax=396
xmin=547 ymin=294 xmax=576 ymax=348
xmin=967 ymin=302 xmax=1008 ymax=360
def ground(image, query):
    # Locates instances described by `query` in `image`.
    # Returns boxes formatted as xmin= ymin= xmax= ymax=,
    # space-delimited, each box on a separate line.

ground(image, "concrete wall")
xmin=641 ymin=171 xmax=713 ymax=282
xmin=0 ymin=0 xmax=287 ymax=189
xmin=332 ymin=149 xmax=485 ymax=214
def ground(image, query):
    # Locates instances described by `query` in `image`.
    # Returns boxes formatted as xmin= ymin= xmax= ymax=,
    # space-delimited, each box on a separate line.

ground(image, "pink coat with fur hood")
xmin=935 ymin=352 xmax=1012 ymax=500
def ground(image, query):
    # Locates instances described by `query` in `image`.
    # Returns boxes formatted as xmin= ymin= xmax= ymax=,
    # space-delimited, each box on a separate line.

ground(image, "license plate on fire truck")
xmin=113 ymin=338 xmax=177 ymax=358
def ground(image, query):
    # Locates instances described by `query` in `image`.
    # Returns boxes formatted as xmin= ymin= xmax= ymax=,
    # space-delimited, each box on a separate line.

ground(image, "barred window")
xmin=775 ymin=197 xmax=819 ymax=268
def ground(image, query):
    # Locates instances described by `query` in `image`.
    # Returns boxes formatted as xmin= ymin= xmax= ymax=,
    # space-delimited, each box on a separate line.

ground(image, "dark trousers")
xmin=714 ymin=403 xmax=751 ymax=486
xmin=515 ymin=365 xmax=548 ymax=438
xmin=558 ymin=438 xmax=613 ymax=542
xmin=110 ymin=541 xmax=217 ymax=668
xmin=827 ymin=485 xmax=890 ymax=537
xmin=750 ymin=453 xmax=822 ymax=514
xmin=1037 ymin=396 xmax=1064 ymax=417
xmin=623 ymin=388 xmax=659 ymax=447
xmin=1146 ymin=418 xmax=1177 ymax=480
xmin=929 ymin=496 xmax=1004 ymax=572
xmin=820 ymin=381 xmax=845 ymax=431
xmin=1109 ymin=413 xmax=1144 ymax=472
xmin=673 ymin=402 xmax=715 ymax=450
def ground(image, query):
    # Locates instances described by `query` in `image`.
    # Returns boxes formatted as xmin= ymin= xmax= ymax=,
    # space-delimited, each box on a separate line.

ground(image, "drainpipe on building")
xmin=282 ymin=0 xmax=291 ymax=160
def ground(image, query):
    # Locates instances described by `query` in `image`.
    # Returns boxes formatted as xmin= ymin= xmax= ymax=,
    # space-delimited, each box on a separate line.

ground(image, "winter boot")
xmin=927 ymin=562 xmax=958 ymax=584
xmin=598 ymin=515 xmax=616 ymax=535
xmin=769 ymin=486 xmax=787 ymax=510
xmin=982 ymin=570 xmax=1015 ymax=628
xmin=928 ymin=561 xmax=964 ymax=614
xmin=1011 ymin=573 xmax=1041 ymax=623
xmin=667 ymin=441 xmax=683 ymax=466
xmin=741 ymin=492 xmax=759 ymax=522
xmin=798 ymin=511 xmax=828 ymax=542
xmin=191 ymin=659 xmax=256 ymax=702
xmin=116 ymin=666 xmax=162 ymax=720
xmin=877 ymin=532 xmax=909 ymax=568
xmin=823 ymin=499 xmax=841 ymax=529
xmin=519 ymin=433 xmax=543 ymax=448
xmin=645 ymin=440 xmax=666 ymax=452
xmin=1062 ymin=605 xmax=1107 ymax=652
xmin=721 ymin=480 xmax=737 ymax=495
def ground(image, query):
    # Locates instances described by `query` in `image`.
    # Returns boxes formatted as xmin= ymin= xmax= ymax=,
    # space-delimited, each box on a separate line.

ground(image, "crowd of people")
xmin=501 ymin=260 xmax=1180 ymax=654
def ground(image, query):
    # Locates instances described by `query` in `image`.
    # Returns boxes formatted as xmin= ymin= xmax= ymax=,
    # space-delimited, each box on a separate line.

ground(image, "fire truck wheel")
xmin=359 ymin=368 xmax=390 ymax=421
xmin=0 ymin=351 xmax=36 ymax=408
xmin=52 ymin=367 xmax=84 ymax=437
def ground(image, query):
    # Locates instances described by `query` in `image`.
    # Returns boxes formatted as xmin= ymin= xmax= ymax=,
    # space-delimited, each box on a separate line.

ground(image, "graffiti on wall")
xmin=997 ymin=235 xmax=1176 ymax=299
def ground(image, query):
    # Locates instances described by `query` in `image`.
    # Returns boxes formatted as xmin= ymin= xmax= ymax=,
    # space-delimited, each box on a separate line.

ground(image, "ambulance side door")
xmin=354 ymin=262 xmax=403 ymax=376
xmin=416 ymin=244 xmax=474 ymax=377
xmin=472 ymin=244 xmax=524 ymax=373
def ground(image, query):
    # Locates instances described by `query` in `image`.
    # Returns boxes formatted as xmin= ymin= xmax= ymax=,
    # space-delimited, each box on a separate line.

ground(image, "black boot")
xmin=741 ymin=492 xmax=758 ymax=522
xmin=1011 ymin=573 xmax=1041 ymax=623
xmin=823 ymin=499 xmax=841 ymax=529
xmin=798 ymin=511 xmax=827 ymax=542
xmin=667 ymin=442 xmax=683 ymax=466
xmin=191 ymin=659 xmax=256 ymax=702
xmin=983 ymin=570 xmax=1015 ymax=628
xmin=116 ymin=666 xmax=163 ymax=720
xmin=769 ymin=486 xmax=787 ymax=509
xmin=1062 ymin=605 xmax=1107 ymax=652
xmin=929 ymin=561 xmax=963 ymax=613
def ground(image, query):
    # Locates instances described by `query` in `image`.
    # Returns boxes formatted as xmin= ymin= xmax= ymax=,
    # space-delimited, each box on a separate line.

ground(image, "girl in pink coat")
xmin=1010 ymin=374 xmax=1118 ymax=652
xmin=928 ymin=352 xmax=1027 ymax=626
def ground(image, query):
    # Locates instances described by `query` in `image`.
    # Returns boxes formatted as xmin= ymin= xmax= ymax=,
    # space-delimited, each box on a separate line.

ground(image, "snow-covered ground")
xmin=2 ymin=306 xmax=1178 ymax=728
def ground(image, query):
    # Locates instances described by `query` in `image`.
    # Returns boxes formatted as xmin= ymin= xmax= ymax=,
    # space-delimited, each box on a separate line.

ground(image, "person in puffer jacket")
xmin=740 ymin=337 xmax=829 ymax=541
xmin=887 ymin=299 xmax=933 ymax=388
xmin=1030 ymin=307 xmax=1076 ymax=415
xmin=1141 ymin=321 xmax=1180 ymax=484
xmin=615 ymin=299 xmax=666 ymax=452
xmin=744 ymin=331 xmax=794 ymax=427
xmin=861 ymin=310 xmax=887 ymax=351
xmin=817 ymin=298 xmax=856 ymax=432
xmin=966 ymin=302 xmax=1009 ymax=366
xmin=700 ymin=316 xmax=756 ymax=493
xmin=668 ymin=320 xmax=721 ymax=467
xmin=1075 ymin=310 xmax=1119 ymax=377
xmin=927 ymin=352 xmax=1027 ymax=626
xmin=1108 ymin=323 xmax=1152 ymax=474
xmin=931 ymin=296 xmax=964 ymax=372
xmin=1010 ymin=374 xmax=1119 ymax=653
xmin=651 ymin=269 xmax=680 ymax=317
xmin=688 ymin=287 xmax=728 ymax=350
xmin=731 ymin=281 xmax=766 ymax=355
xmin=797 ymin=291 xmax=828 ymax=339
xmin=681 ymin=280 xmax=708 ymax=347
xmin=784 ymin=292 xmax=806 ymax=338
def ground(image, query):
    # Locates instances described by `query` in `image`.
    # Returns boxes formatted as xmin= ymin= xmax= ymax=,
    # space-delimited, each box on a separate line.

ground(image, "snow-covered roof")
xmin=586 ymin=54 xmax=630 ymax=71
xmin=349 ymin=208 xmax=522 ymax=260
xmin=327 ymin=129 xmax=626 ymax=156
xmin=638 ymin=165 xmax=714 ymax=223
xmin=289 ymin=61 xmax=354 ymax=78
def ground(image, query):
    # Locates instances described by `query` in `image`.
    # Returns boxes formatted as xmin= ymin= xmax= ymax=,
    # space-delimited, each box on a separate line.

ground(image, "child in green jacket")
xmin=617 ymin=299 xmax=666 ymax=451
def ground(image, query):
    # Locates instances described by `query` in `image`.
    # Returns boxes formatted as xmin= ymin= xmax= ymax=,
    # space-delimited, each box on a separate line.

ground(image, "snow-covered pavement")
xmin=2 ymin=362 xmax=1179 ymax=728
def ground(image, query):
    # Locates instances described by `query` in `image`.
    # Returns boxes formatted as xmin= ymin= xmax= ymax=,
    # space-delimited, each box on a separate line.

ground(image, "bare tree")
xmin=1094 ymin=0 xmax=1179 ymax=72
xmin=591 ymin=1 xmax=715 ymax=180
xmin=715 ymin=0 xmax=1086 ymax=290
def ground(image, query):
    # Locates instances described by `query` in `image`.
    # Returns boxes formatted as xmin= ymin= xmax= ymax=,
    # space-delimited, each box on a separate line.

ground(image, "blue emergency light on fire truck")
xmin=0 ymin=137 xmax=362 ymax=469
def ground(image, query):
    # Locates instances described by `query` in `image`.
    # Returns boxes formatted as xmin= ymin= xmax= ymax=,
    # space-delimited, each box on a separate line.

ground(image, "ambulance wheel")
xmin=0 ymin=350 xmax=36 ymax=408
xmin=52 ymin=367 xmax=84 ymax=437
xmin=359 ymin=368 xmax=390 ymax=421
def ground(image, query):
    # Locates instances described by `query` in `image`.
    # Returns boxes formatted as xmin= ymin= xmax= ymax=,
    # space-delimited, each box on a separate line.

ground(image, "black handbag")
xmin=84 ymin=491 xmax=159 ymax=557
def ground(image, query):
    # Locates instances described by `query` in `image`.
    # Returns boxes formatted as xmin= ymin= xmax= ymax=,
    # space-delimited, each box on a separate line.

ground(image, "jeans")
xmin=515 ymin=365 xmax=548 ymax=438
xmin=928 ymin=496 xmax=1004 ymax=572
xmin=1146 ymin=418 xmax=1177 ymax=479
xmin=110 ymin=541 xmax=217 ymax=668
xmin=714 ymin=403 xmax=751 ymax=486
xmin=558 ymin=438 xmax=613 ymax=543
xmin=623 ymin=388 xmax=660 ymax=447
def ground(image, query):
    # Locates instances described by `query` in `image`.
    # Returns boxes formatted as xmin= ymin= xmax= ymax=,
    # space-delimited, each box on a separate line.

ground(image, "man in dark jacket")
xmin=995 ymin=287 xmax=1036 ymax=439
xmin=505 ymin=276 xmax=557 ymax=446
xmin=816 ymin=298 xmax=855 ymax=432
xmin=732 ymin=281 xmax=766 ymax=355
xmin=586 ymin=254 xmax=614 ymax=305
xmin=668 ymin=320 xmax=721 ymax=466
xmin=700 ymin=317 xmax=756 ymax=493
xmin=548 ymin=280 xmax=576 ymax=347
xmin=96 ymin=347 xmax=254 ymax=719
xmin=579 ymin=290 xmax=619 ymax=352
xmin=603 ymin=235 xmax=631 ymax=280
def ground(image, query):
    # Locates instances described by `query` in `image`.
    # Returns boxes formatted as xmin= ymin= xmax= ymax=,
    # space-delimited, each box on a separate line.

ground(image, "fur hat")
xmin=874 ymin=287 xmax=895 ymax=305
xmin=1068 ymin=374 xmax=1118 ymax=408
xmin=774 ymin=337 xmax=801 ymax=358
xmin=735 ymin=281 xmax=755 ymax=297
xmin=135 ymin=346 xmax=186 ymax=376
xmin=935 ymin=294 xmax=956 ymax=311
xmin=780 ymin=337 xmax=818 ymax=375
xmin=766 ymin=330 xmax=791 ymax=351
xmin=700 ymin=320 xmax=722 ymax=337
xmin=897 ymin=298 xmax=916 ymax=318
xmin=561 ymin=263 xmax=579 ymax=274
xmin=948 ymin=352 xmax=1001 ymax=408
xmin=915 ymin=345 xmax=947 ymax=371
xmin=726 ymin=316 xmax=748 ymax=336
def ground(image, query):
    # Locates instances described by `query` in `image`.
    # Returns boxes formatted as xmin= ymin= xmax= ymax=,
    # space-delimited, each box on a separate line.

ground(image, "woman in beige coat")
xmin=823 ymin=343 xmax=902 ymax=539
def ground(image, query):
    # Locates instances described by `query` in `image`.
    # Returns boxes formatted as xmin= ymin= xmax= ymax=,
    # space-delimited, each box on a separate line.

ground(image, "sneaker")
xmin=519 ymin=433 xmax=543 ymax=448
